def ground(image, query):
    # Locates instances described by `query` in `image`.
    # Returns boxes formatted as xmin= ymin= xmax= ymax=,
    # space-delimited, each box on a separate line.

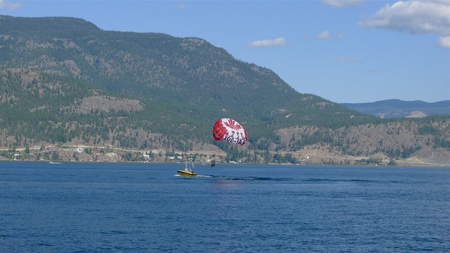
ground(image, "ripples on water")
xmin=1 ymin=162 xmax=449 ymax=252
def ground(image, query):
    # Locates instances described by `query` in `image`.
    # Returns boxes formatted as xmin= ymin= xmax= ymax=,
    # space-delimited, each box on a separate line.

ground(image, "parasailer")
xmin=212 ymin=118 xmax=248 ymax=146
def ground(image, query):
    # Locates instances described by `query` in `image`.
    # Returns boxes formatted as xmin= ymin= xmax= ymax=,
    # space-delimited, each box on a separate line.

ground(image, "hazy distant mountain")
xmin=341 ymin=99 xmax=450 ymax=118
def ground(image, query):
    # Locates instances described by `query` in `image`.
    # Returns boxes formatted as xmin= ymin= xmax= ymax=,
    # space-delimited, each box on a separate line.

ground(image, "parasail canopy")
xmin=212 ymin=118 xmax=248 ymax=146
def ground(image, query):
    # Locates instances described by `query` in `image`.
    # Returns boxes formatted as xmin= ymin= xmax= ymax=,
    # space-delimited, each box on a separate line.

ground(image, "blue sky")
xmin=1 ymin=0 xmax=449 ymax=103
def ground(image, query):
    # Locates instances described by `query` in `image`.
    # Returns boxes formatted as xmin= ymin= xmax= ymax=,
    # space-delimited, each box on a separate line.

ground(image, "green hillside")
xmin=0 ymin=15 xmax=448 ymax=165
xmin=0 ymin=15 xmax=375 ymax=145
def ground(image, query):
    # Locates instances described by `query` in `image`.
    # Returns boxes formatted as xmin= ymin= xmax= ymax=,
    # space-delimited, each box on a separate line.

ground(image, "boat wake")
xmin=302 ymin=178 xmax=402 ymax=184
xmin=206 ymin=175 xmax=291 ymax=181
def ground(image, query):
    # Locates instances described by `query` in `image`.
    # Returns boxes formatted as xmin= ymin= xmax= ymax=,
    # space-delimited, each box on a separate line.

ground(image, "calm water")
xmin=1 ymin=162 xmax=449 ymax=252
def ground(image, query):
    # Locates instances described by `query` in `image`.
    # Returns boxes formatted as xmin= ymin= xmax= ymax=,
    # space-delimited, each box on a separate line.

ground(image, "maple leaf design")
xmin=224 ymin=118 xmax=242 ymax=130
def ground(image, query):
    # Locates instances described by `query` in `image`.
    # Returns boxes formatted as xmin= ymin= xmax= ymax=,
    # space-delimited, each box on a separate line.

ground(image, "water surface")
xmin=1 ymin=162 xmax=449 ymax=252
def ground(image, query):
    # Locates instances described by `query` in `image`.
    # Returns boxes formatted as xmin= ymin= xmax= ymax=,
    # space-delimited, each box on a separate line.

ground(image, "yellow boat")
xmin=177 ymin=162 xmax=198 ymax=177
xmin=177 ymin=169 xmax=198 ymax=177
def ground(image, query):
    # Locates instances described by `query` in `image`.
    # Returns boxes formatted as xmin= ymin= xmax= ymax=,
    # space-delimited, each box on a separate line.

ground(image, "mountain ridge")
xmin=341 ymin=99 xmax=450 ymax=118
xmin=0 ymin=15 xmax=448 ymax=166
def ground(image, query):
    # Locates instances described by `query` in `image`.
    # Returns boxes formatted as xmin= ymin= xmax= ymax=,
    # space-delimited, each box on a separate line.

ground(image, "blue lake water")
xmin=1 ymin=162 xmax=449 ymax=252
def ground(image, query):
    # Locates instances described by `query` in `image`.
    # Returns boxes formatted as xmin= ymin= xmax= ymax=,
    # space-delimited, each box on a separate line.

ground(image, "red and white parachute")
xmin=212 ymin=118 xmax=248 ymax=146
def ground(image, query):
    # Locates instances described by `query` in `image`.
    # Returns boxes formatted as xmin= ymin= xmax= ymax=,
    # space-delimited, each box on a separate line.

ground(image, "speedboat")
xmin=177 ymin=162 xmax=198 ymax=177
xmin=177 ymin=168 xmax=198 ymax=177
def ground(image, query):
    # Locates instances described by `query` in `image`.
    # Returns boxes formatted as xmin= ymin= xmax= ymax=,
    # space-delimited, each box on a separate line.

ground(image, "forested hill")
xmin=0 ymin=15 xmax=448 ymax=166
xmin=0 ymin=15 xmax=372 ymax=141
